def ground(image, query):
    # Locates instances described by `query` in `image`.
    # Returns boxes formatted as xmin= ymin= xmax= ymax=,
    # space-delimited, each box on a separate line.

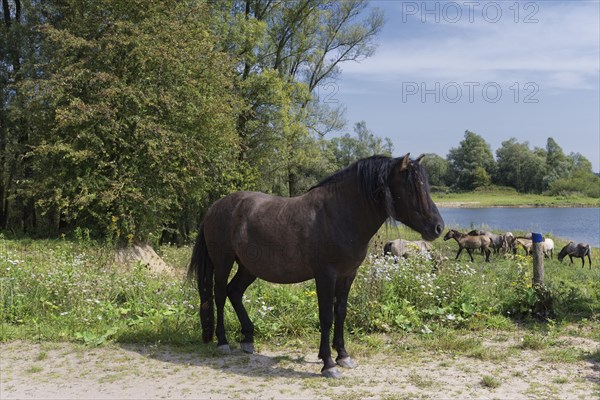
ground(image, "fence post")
xmin=531 ymin=232 xmax=553 ymax=319
xmin=531 ymin=232 xmax=544 ymax=286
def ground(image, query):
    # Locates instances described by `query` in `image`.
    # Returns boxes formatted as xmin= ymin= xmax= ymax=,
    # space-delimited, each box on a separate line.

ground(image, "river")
xmin=438 ymin=207 xmax=600 ymax=247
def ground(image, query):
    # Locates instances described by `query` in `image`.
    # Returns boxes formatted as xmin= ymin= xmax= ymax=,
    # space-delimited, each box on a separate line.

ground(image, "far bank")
xmin=432 ymin=189 xmax=600 ymax=208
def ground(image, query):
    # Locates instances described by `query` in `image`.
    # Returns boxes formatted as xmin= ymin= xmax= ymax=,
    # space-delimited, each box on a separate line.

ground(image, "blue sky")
xmin=330 ymin=0 xmax=600 ymax=172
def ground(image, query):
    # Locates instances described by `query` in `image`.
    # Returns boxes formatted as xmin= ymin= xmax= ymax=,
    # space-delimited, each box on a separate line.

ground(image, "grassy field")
xmin=1 ymin=228 xmax=598 ymax=361
xmin=432 ymin=187 xmax=600 ymax=207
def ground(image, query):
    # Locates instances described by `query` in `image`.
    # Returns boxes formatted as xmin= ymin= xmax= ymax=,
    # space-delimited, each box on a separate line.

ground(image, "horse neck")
xmin=453 ymin=232 xmax=466 ymax=242
xmin=308 ymin=177 xmax=388 ymax=242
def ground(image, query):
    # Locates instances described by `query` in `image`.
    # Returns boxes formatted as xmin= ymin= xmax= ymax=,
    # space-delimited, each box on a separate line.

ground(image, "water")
xmin=438 ymin=207 xmax=600 ymax=247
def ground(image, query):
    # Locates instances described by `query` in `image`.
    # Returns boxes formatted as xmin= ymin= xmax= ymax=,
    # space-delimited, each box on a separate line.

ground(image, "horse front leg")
xmin=587 ymin=253 xmax=592 ymax=269
xmin=315 ymin=271 xmax=339 ymax=378
xmin=455 ymin=246 xmax=463 ymax=260
xmin=227 ymin=264 xmax=257 ymax=353
xmin=333 ymin=273 xmax=357 ymax=369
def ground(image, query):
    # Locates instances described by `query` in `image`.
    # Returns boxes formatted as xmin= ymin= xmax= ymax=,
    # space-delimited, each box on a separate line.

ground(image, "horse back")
xmin=202 ymin=191 xmax=365 ymax=284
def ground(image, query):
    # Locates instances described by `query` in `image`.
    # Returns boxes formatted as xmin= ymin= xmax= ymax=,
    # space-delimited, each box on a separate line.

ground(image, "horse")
xmin=558 ymin=242 xmax=592 ymax=268
xmin=468 ymin=230 xmax=504 ymax=254
xmin=383 ymin=238 xmax=432 ymax=259
xmin=515 ymin=238 xmax=533 ymax=256
xmin=187 ymin=154 xmax=444 ymax=378
xmin=443 ymin=229 xmax=491 ymax=262
xmin=542 ymin=238 xmax=554 ymax=258
xmin=503 ymin=232 xmax=516 ymax=253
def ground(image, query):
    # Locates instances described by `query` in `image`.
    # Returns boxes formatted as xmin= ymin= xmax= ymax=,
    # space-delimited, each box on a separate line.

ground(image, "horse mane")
xmin=309 ymin=155 xmax=398 ymax=215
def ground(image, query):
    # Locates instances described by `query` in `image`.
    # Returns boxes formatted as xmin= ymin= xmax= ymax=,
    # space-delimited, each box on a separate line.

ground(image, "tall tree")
xmin=420 ymin=153 xmax=448 ymax=187
xmin=446 ymin=130 xmax=496 ymax=190
xmin=213 ymin=0 xmax=384 ymax=196
xmin=495 ymin=138 xmax=545 ymax=192
xmin=7 ymin=0 xmax=243 ymax=240
xmin=543 ymin=137 xmax=571 ymax=188
xmin=328 ymin=121 xmax=393 ymax=168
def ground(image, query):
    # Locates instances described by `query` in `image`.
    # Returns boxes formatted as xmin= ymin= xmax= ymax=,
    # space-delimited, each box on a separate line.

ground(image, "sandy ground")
xmin=1 ymin=335 xmax=599 ymax=400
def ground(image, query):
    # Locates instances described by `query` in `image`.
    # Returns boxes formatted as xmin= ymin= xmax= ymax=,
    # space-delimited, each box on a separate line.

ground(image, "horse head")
xmin=387 ymin=154 xmax=444 ymax=241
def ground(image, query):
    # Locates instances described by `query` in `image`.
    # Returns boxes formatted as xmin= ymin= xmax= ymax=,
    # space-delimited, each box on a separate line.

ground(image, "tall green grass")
xmin=1 ymin=230 xmax=599 ymax=347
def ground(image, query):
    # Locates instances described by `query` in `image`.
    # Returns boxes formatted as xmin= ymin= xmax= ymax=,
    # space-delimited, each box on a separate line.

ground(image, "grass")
xmin=1 ymin=229 xmax=599 ymax=368
xmin=432 ymin=186 xmax=600 ymax=207
xmin=481 ymin=374 xmax=501 ymax=389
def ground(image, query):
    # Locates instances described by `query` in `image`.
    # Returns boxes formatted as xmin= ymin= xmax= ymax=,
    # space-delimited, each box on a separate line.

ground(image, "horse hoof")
xmin=321 ymin=366 xmax=342 ymax=379
xmin=240 ymin=342 xmax=255 ymax=354
xmin=336 ymin=356 xmax=357 ymax=369
xmin=217 ymin=344 xmax=231 ymax=354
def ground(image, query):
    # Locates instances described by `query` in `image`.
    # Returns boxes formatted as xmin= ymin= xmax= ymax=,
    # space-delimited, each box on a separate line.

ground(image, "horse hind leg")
xmin=227 ymin=263 xmax=257 ymax=353
xmin=466 ymin=248 xmax=474 ymax=262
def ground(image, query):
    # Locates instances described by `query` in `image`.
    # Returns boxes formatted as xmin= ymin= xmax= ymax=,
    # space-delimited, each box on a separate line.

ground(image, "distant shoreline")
xmin=436 ymin=201 xmax=600 ymax=209
xmin=431 ymin=191 xmax=600 ymax=209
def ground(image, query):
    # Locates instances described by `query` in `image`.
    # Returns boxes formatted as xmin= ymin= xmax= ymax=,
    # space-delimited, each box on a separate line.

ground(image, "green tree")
xmin=215 ymin=0 xmax=384 ymax=196
xmin=1 ymin=0 xmax=42 ymax=231
xmin=547 ymin=152 xmax=600 ymax=198
xmin=328 ymin=121 xmax=393 ymax=168
xmin=446 ymin=130 xmax=496 ymax=190
xmin=543 ymin=137 xmax=571 ymax=188
xmin=7 ymin=0 xmax=243 ymax=240
xmin=419 ymin=153 xmax=448 ymax=187
xmin=495 ymin=138 xmax=545 ymax=192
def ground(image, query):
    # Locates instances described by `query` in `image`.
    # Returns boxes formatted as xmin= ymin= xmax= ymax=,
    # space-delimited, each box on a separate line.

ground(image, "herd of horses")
xmin=187 ymin=155 xmax=593 ymax=378
xmin=385 ymin=229 xmax=592 ymax=267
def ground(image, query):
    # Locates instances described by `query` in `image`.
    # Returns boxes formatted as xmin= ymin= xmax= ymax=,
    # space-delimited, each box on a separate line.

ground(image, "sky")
xmin=329 ymin=0 xmax=600 ymax=172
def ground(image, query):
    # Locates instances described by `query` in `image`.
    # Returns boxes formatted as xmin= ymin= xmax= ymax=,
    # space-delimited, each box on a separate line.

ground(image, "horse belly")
xmin=237 ymin=245 xmax=315 ymax=284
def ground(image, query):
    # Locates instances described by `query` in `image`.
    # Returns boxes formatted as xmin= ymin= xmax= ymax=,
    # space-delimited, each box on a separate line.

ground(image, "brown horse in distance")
xmin=444 ymin=229 xmax=491 ymax=262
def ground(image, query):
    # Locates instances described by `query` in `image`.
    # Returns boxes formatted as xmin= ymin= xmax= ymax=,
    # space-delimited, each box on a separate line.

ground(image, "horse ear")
xmin=399 ymin=153 xmax=410 ymax=171
xmin=416 ymin=154 xmax=425 ymax=164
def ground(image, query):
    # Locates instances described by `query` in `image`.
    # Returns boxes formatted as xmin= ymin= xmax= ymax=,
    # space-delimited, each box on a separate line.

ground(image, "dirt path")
xmin=1 ymin=337 xmax=599 ymax=399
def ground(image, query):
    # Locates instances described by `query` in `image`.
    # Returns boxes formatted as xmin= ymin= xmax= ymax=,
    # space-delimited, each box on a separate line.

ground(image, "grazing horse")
xmin=188 ymin=154 xmax=444 ymax=378
xmin=515 ymin=238 xmax=533 ymax=256
xmin=383 ymin=238 xmax=432 ymax=259
xmin=444 ymin=229 xmax=491 ymax=262
xmin=558 ymin=242 xmax=592 ymax=268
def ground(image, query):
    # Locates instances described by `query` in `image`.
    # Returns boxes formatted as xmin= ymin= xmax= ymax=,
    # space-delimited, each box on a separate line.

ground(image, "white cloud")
xmin=343 ymin=1 xmax=600 ymax=90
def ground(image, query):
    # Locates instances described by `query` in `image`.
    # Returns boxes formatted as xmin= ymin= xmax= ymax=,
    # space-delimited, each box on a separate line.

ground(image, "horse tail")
xmin=188 ymin=224 xmax=215 ymax=343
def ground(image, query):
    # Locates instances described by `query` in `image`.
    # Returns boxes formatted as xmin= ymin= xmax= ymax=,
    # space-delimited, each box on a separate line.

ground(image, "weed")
xmin=407 ymin=370 xmax=436 ymax=388
xmin=26 ymin=365 xmax=43 ymax=374
xmin=519 ymin=333 xmax=549 ymax=350
xmin=481 ymin=375 xmax=501 ymax=388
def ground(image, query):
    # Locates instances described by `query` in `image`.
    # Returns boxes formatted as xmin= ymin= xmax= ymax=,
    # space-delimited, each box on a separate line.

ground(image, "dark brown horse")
xmin=444 ymin=229 xmax=491 ymax=262
xmin=558 ymin=242 xmax=592 ymax=268
xmin=188 ymin=154 xmax=444 ymax=378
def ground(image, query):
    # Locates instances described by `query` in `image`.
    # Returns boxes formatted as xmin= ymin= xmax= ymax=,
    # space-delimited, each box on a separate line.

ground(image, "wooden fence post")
xmin=531 ymin=232 xmax=553 ymax=319
xmin=531 ymin=232 xmax=544 ymax=286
